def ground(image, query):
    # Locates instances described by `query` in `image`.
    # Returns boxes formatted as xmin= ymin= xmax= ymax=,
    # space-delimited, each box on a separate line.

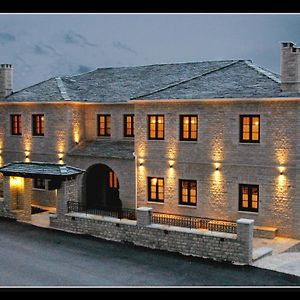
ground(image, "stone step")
xmin=252 ymin=247 xmax=273 ymax=262
xmin=254 ymin=226 xmax=278 ymax=239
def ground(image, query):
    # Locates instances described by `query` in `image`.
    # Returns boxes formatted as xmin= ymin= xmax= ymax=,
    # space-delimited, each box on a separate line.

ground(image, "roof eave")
xmin=130 ymin=97 xmax=300 ymax=104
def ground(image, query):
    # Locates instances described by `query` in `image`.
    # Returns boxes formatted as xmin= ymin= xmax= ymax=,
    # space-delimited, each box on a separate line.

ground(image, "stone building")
xmin=0 ymin=42 xmax=300 ymax=239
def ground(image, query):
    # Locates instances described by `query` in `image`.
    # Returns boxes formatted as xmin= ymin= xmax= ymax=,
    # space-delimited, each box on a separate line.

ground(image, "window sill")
xmin=32 ymin=188 xmax=46 ymax=191
xmin=239 ymin=142 xmax=260 ymax=145
xmin=238 ymin=210 xmax=259 ymax=215
xmin=147 ymin=201 xmax=164 ymax=205
xmin=32 ymin=135 xmax=45 ymax=138
xmin=179 ymin=140 xmax=198 ymax=144
xmin=10 ymin=135 xmax=22 ymax=137
xmin=178 ymin=204 xmax=197 ymax=209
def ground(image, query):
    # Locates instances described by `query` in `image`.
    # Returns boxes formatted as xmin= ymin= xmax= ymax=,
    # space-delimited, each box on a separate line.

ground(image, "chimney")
xmin=280 ymin=42 xmax=300 ymax=92
xmin=0 ymin=64 xmax=13 ymax=99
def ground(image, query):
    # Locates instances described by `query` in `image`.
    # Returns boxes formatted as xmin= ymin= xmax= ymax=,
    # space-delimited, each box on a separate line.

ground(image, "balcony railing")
xmin=67 ymin=201 xmax=136 ymax=220
xmin=151 ymin=212 xmax=237 ymax=234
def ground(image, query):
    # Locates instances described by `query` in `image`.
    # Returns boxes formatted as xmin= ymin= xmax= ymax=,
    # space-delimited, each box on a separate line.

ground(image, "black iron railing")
xmin=67 ymin=201 xmax=136 ymax=220
xmin=67 ymin=201 xmax=237 ymax=233
xmin=151 ymin=212 xmax=237 ymax=234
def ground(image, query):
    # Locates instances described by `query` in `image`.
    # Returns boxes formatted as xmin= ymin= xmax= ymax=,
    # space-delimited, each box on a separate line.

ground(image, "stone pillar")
xmin=1 ymin=176 xmax=11 ymax=212
xmin=21 ymin=178 xmax=32 ymax=221
xmin=136 ymin=207 xmax=152 ymax=226
xmin=56 ymin=179 xmax=78 ymax=217
xmin=237 ymin=218 xmax=254 ymax=264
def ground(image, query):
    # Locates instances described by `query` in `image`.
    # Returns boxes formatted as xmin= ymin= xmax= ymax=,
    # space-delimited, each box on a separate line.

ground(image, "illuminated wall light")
xmin=278 ymin=166 xmax=285 ymax=176
xmin=10 ymin=176 xmax=23 ymax=187
xmin=214 ymin=162 xmax=221 ymax=171
xmin=139 ymin=159 xmax=144 ymax=166
xmin=58 ymin=153 xmax=64 ymax=164
xmin=169 ymin=161 xmax=174 ymax=168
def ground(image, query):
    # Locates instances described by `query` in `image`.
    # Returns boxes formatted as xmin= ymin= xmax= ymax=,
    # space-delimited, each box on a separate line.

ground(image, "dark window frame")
xmin=32 ymin=114 xmax=44 ymax=136
xmin=179 ymin=115 xmax=198 ymax=141
xmin=239 ymin=184 xmax=259 ymax=213
xmin=124 ymin=114 xmax=135 ymax=137
xmin=240 ymin=115 xmax=260 ymax=143
xmin=148 ymin=115 xmax=165 ymax=140
xmin=97 ymin=114 xmax=111 ymax=137
xmin=10 ymin=114 xmax=22 ymax=136
xmin=148 ymin=177 xmax=164 ymax=203
xmin=33 ymin=178 xmax=46 ymax=190
xmin=179 ymin=179 xmax=197 ymax=206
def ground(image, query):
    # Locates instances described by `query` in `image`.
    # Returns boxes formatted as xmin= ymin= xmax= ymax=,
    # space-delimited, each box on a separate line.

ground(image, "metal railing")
xmin=67 ymin=201 xmax=136 ymax=220
xmin=152 ymin=212 xmax=237 ymax=234
xmin=67 ymin=201 xmax=237 ymax=234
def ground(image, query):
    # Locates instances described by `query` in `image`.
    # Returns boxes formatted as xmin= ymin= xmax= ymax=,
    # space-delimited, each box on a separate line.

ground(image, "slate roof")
xmin=68 ymin=140 xmax=134 ymax=160
xmin=3 ymin=59 xmax=300 ymax=103
xmin=0 ymin=161 xmax=84 ymax=178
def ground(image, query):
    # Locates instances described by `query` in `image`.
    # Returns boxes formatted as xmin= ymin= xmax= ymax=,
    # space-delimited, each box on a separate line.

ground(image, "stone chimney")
xmin=0 ymin=64 xmax=13 ymax=99
xmin=281 ymin=42 xmax=300 ymax=92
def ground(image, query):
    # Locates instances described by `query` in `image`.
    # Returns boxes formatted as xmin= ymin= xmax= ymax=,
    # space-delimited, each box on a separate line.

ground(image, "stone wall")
xmin=50 ymin=211 xmax=254 ymax=265
xmin=135 ymin=100 xmax=300 ymax=239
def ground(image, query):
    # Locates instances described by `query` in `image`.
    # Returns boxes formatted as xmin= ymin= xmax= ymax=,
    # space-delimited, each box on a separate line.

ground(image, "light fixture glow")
xmin=214 ymin=162 xmax=221 ymax=171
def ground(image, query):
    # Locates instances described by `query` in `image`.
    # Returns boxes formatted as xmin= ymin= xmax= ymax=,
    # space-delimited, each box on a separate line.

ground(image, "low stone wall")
xmin=50 ymin=208 xmax=254 ymax=264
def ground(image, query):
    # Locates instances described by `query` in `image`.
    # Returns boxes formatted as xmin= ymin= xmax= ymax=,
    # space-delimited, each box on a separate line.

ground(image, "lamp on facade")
xmin=214 ymin=162 xmax=221 ymax=171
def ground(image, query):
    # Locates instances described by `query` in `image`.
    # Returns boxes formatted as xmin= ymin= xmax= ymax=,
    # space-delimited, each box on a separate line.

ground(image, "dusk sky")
xmin=1 ymin=13 xmax=300 ymax=91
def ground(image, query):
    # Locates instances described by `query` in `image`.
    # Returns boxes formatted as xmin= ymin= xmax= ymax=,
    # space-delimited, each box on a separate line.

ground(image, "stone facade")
xmin=0 ymin=102 xmax=136 ymax=212
xmin=1 ymin=43 xmax=300 ymax=243
xmin=135 ymin=100 xmax=300 ymax=238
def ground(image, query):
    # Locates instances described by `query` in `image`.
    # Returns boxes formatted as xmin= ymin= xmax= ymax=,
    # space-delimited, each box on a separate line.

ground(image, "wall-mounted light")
xmin=214 ymin=162 xmax=221 ymax=171
xmin=278 ymin=166 xmax=285 ymax=175
xmin=169 ymin=161 xmax=174 ymax=168
xmin=139 ymin=159 xmax=144 ymax=166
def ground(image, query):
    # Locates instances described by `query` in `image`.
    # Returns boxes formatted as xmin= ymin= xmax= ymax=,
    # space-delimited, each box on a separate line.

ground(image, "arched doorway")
xmin=85 ymin=164 xmax=122 ymax=210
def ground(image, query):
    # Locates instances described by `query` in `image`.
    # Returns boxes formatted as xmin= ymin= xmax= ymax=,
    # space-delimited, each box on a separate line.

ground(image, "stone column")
xmin=1 ymin=176 xmax=11 ymax=212
xmin=21 ymin=178 xmax=32 ymax=221
xmin=136 ymin=207 xmax=152 ymax=226
xmin=237 ymin=218 xmax=254 ymax=264
xmin=56 ymin=179 xmax=78 ymax=217
xmin=56 ymin=180 xmax=68 ymax=217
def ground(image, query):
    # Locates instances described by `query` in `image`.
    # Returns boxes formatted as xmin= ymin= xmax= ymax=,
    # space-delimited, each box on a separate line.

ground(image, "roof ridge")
xmin=55 ymin=77 xmax=70 ymax=100
xmin=131 ymin=60 xmax=240 ymax=100
xmin=243 ymin=60 xmax=280 ymax=84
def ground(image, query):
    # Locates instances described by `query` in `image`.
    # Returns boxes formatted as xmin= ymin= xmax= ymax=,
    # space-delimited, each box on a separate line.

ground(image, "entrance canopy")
xmin=0 ymin=161 xmax=84 ymax=180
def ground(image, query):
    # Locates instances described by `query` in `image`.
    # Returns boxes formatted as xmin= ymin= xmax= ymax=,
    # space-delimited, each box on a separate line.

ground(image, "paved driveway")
xmin=0 ymin=217 xmax=299 ymax=287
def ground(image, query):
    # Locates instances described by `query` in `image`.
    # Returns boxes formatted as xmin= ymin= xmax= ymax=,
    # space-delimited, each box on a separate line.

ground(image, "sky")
xmin=1 ymin=13 xmax=300 ymax=91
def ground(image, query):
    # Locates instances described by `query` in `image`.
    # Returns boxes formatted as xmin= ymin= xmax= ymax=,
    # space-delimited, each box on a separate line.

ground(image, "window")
xmin=33 ymin=178 xmax=46 ymax=190
xmin=148 ymin=177 xmax=164 ymax=202
xmin=179 ymin=179 xmax=197 ymax=206
xmin=124 ymin=114 xmax=135 ymax=137
xmin=180 ymin=115 xmax=198 ymax=141
xmin=11 ymin=114 xmax=22 ymax=135
xmin=240 ymin=115 xmax=260 ymax=143
xmin=32 ymin=114 xmax=44 ymax=136
xmin=98 ymin=114 xmax=111 ymax=137
xmin=148 ymin=115 xmax=164 ymax=140
xmin=109 ymin=171 xmax=118 ymax=188
xmin=239 ymin=184 xmax=259 ymax=212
